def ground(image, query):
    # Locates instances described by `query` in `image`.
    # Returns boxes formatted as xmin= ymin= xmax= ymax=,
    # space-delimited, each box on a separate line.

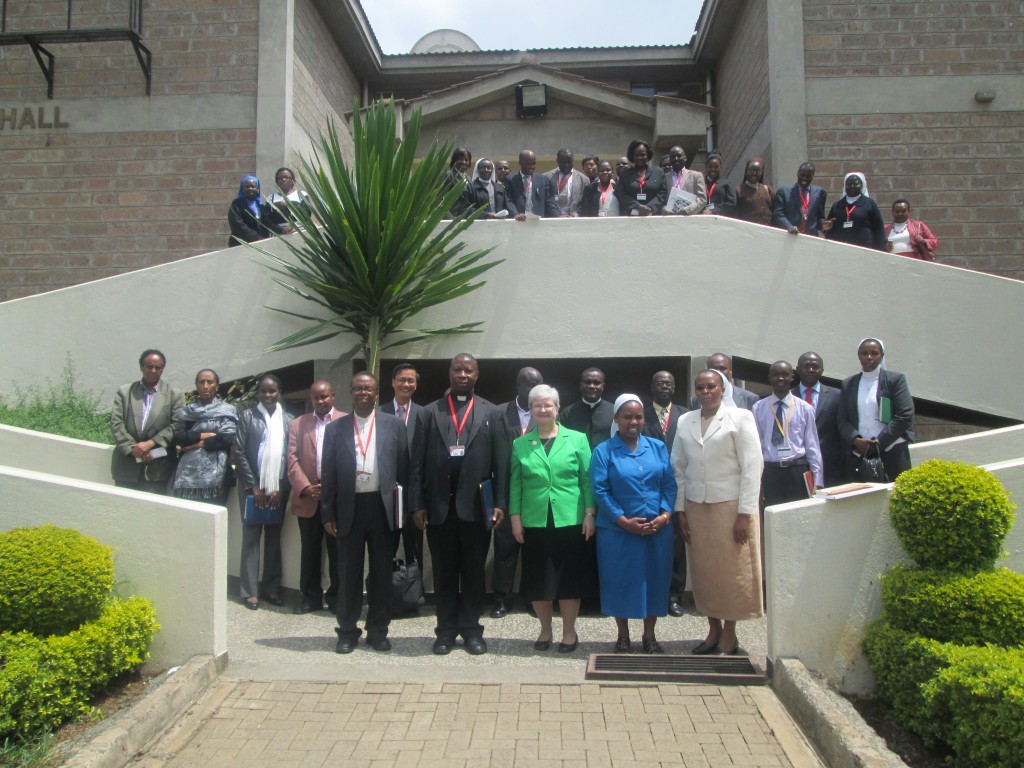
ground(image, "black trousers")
xmin=427 ymin=502 xmax=489 ymax=641
xmin=490 ymin=517 xmax=520 ymax=596
xmin=762 ymin=462 xmax=811 ymax=509
xmin=335 ymin=493 xmax=393 ymax=642
xmin=297 ymin=506 xmax=339 ymax=604
xmin=670 ymin=526 xmax=688 ymax=598
xmin=393 ymin=520 xmax=424 ymax=567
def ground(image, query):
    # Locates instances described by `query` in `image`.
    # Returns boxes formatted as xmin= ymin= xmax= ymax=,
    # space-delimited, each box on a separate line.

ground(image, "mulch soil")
xmin=845 ymin=695 xmax=951 ymax=768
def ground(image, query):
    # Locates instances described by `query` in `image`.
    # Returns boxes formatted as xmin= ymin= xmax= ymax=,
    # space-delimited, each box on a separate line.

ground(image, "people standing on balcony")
xmin=443 ymin=147 xmax=474 ymax=219
xmin=885 ymin=199 xmax=940 ymax=261
xmin=662 ymin=145 xmax=708 ymax=216
xmin=171 ymin=368 xmax=238 ymax=506
xmin=506 ymin=149 xmax=559 ymax=220
xmin=467 ymin=158 xmax=517 ymax=219
xmin=822 ymin=172 xmax=886 ymax=250
xmin=228 ymin=175 xmax=283 ymax=247
xmin=616 ymin=139 xmax=667 ymax=216
xmin=837 ymin=338 xmax=915 ymax=482
xmin=267 ymin=166 xmax=311 ymax=234
xmin=545 ymin=148 xmax=588 ymax=217
xmin=702 ymin=151 xmax=736 ymax=217
xmin=734 ymin=157 xmax=774 ymax=226
xmin=772 ymin=162 xmax=827 ymax=236
xmin=494 ymin=159 xmax=512 ymax=186
xmin=581 ymin=160 xmax=620 ymax=217
xmin=615 ymin=156 xmax=631 ymax=179
xmin=671 ymin=370 xmax=764 ymax=656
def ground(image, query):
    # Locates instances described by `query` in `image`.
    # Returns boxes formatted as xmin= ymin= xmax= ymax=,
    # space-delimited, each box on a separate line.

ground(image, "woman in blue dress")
xmin=591 ymin=394 xmax=678 ymax=654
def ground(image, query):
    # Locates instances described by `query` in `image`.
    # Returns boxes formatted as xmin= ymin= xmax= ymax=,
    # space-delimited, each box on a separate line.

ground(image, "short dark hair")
xmin=626 ymin=140 xmax=653 ymax=163
xmin=139 ymin=349 xmax=166 ymax=367
xmin=892 ymin=198 xmax=911 ymax=210
xmin=195 ymin=368 xmax=220 ymax=385
xmin=275 ymin=166 xmax=295 ymax=180
xmin=582 ymin=154 xmax=600 ymax=166
xmin=391 ymin=362 xmax=418 ymax=380
xmin=259 ymin=374 xmax=282 ymax=390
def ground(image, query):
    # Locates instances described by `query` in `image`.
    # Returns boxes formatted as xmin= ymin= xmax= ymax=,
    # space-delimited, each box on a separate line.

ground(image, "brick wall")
xmin=803 ymin=1 xmax=1022 ymax=78
xmin=713 ymin=0 xmax=770 ymax=177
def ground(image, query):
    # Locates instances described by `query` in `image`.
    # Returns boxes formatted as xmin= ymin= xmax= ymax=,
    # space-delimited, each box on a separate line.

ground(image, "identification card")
xmin=843 ymin=220 xmax=854 ymax=229
xmin=448 ymin=445 xmax=465 ymax=457
xmin=777 ymin=446 xmax=794 ymax=459
xmin=706 ymin=203 xmax=715 ymax=211
xmin=636 ymin=193 xmax=647 ymax=202
xmin=356 ymin=471 xmax=372 ymax=483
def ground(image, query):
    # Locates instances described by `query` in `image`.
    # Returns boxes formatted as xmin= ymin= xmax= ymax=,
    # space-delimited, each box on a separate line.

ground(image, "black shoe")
xmin=433 ymin=638 xmax=454 ymax=655
xmin=368 ymin=637 xmax=391 ymax=652
xmin=264 ymin=594 xmax=285 ymax=607
xmin=668 ymin=600 xmax=685 ymax=617
xmin=533 ymin=639 xmax=552 ymax=652
xmin=244 ymin=599 xmax=259 ymax=611
xmin=335 ymin=638 xmax=356 ymax=654
xmin=642 ymin=636 xmax=664 ymax=654
xmin=716 ymin=643 xmax=739 ymax=656
xmin=692 ymin=640 xmax=718 ymax=655
xmin=558 ymin=635 xmax=579 ymax=654
xmin=464 ymin=636 xmax=487 ymax=655
xmin=490 ymin=598 xmax=508 ymax=619
xmin=614 ymin=636 xmax=631 ymax=653
xmin=293 ymin=602 xmax=321 ymax=615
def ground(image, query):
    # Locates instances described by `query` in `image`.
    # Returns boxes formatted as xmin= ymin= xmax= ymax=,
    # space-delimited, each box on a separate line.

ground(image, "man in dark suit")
xmin=772 ymin=162 xmax=828 ymax=236
xmin=321 ymin=373 xmax=408 ymax=654
xmin=544 ymin=148 xmax=588 ymax=217
xmin=491 ymin=366 xmax=544 ymax=618
xmin=689 ymin=353 xmax=760 ymax=411
xmin=792 ymin=352 xmax=844 ymax=487
xmin=506 ymin=149 xmax=559 ymax=220
xmin=559 ymin=367 xmax=614 ymax=450
xmin=410 ymin=354 xmax=508 ymax=655
xmin=380 ymin=362 xmax=423 ymax=567
xmin=641 ymin=370 xmax=690 ymax=616
xmin=110 ymin=349 xmax=184 ymax=493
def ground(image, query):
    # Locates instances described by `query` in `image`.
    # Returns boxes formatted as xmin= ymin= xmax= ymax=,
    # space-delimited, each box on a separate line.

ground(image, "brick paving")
xmin=135 ymin=678 xmax=822 ymax=767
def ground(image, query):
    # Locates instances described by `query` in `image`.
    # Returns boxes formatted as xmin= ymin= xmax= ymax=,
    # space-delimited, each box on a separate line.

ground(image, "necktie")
xmin=804 ymin=387 xmax=815 ymax=406
xmin=397 ymin=404 xmax=407 ymax=420
xmin=771 ymin=401 xmax=786 ymax=446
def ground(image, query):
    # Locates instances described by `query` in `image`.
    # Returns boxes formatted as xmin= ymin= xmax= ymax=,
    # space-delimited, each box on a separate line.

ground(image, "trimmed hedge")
xmin=0 ymin=596 xmax=158 ymax=738
xmin=881 ymin=565 xmax=1024 ymax=648
xmin=889 ymin=459 xmax=1014 ymax=572
xmin=0 ymin=525 xmax=115 ymax=637
xmin=864 ymin=623 xmax=1024 ymax=768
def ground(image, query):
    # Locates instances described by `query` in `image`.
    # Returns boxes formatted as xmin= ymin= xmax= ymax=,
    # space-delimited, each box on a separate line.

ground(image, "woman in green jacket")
xmin=510 ymin=384 xmax=596 ymax=653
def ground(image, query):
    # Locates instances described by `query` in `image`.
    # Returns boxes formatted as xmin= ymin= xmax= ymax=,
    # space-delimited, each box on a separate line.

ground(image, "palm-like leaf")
xmin=249 ymin=100 xmax=502 ymax=378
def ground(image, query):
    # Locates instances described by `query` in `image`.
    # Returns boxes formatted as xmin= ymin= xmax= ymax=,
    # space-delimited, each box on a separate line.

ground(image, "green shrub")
xmin=0 ymin=357 xmax=112 ymax=444
xmin=881 ymin=565 xmax=1024 ymax=647
xmin=0 ymin=596 xmax=158 ymax=738
xmin=0 ymin=525 xmax=115 ymax=637
xmin=889 ymin=459 xmax=1014 ymax=572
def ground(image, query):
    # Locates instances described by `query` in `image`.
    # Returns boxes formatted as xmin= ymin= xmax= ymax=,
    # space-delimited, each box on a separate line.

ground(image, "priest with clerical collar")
xmin=559 ymin=367 xmax=614 ymax=450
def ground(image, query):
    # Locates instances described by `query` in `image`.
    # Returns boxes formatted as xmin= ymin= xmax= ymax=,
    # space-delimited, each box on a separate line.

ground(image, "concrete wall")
xmin=766 ymin=428 xmax=1024 ymax=694
xmin=0 ymin=464 xmax=227 ymax=671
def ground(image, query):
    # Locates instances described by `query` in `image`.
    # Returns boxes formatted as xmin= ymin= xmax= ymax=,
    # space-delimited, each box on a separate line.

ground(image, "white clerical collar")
xmin=583 ymin=398 xmax=601 ymax=409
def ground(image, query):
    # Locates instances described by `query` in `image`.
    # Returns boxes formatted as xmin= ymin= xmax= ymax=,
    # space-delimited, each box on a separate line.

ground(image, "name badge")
xmin=777 ymin=446 xmax=794 ymax=459
xmin=706 ymin=203 xmax=715 ymax=211
xmin=356 ymin=471 xmax=372 ymax=483
xmin=636 ymin=193 xmax=647 ymax=202
xmin=449 ymin=445 xmax=465 ymax=457
xmin=843 ymin=220 xmax=854 ymax=229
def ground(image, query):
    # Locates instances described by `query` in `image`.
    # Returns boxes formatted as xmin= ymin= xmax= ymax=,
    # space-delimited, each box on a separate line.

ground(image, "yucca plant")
xmin=247 ymin=99 xmax=501 ymax=379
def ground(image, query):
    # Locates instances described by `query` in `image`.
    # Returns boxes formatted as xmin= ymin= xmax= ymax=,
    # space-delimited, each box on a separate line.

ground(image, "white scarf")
xmin=257 ymin=402 xmax=285 ymax=493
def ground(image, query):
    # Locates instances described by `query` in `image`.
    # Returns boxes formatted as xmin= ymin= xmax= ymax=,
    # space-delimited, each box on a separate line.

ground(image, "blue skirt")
xmin=596 ymin=522 xmax=673 ymax=619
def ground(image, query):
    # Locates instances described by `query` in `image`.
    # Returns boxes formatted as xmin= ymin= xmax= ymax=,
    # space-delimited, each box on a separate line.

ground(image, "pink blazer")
xmin=885 ymin=219 xmax=939 ymax=261
xmin=286 ymin=407 xmax=346 ymax=518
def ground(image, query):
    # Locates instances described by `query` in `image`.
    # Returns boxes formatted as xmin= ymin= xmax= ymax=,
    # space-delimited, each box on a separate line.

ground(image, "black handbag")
xmin=855 ymin=454 xmax=887 ymax=483
xmin=391 ymin=559 xmax=425 ymax=614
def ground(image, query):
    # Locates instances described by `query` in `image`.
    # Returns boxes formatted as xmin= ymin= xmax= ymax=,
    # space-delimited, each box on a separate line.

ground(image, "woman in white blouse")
xmin=885 ymin=199 xmax=939 ymax=261
xmin=671 ymin=370 xmax=764 ymax=656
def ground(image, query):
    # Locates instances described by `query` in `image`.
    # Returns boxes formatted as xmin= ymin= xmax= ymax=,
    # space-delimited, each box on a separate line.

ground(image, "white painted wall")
xmin=766 ymin=434 xmax=1024 ymax=694
xmin=0 ymin=465 xmax=226 ymax=671
xmin=2 ymin=216 xmax=1022 ymax=421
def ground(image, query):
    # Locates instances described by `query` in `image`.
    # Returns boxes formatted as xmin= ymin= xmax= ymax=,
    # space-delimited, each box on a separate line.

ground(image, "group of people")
xmin=112 ymin=340 xmax=914 ymax=657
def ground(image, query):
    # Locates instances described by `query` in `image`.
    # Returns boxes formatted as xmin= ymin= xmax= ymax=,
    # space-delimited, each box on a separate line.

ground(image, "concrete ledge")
xmin=771 ymin=657 xmax=907 ymax=768
xmin=61 ymin=653 xmax=227 ymax=768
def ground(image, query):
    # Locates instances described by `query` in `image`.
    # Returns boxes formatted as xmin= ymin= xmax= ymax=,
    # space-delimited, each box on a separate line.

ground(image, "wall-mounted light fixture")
xmin=516 ymin=83 xmax=547 ymax=119
xmin=974 ymin=90 xmax=996 ymax=104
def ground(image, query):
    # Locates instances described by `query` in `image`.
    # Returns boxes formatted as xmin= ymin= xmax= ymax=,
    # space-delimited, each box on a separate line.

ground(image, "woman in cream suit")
xmin=510 ymin=385 xmax=595 ymax=654
xmin=671 ymin=370 xmax=764 ymax=655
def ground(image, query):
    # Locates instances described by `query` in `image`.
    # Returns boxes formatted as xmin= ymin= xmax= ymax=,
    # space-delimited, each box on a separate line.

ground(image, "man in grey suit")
xmin=380 ymin=362 xmax=423 ymax=566
xmin=792 ymin=352 xmax=844 ymax=487
xmin=109 ymin=349 xmax=184 ymax=493
xmin=506 ymin=149 xmax=559 ymax=219
xmin=690 ymin=353 xmax=760 ymax=411
xmin=321 ymin=372 xmax=409 ymax=654
xmin=545 ymin=148 xmax=588 ymax=217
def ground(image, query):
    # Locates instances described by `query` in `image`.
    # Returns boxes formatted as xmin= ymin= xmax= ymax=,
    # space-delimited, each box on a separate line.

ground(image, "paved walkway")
xmin=132 ymin=599 xmax=825 ymax=767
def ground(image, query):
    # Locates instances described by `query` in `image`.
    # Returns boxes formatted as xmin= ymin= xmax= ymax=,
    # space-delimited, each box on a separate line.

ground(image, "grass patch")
xmin=0 ymin=358 xmax=111 ymax=445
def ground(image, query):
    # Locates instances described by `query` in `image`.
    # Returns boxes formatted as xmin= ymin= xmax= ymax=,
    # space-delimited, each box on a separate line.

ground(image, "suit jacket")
xmin=544 ymin=167 xmax=588 ymax=216
xmin=670 ymin=407 xmax=763 ymax=516
xmin=772 ymin=183 xmax=828 ymax=235
xmin=837 ymin=369 xmax=915 ymax=454
xmin=286 ymin=407 xmax=346 ymax=518
xmin=704 ymin=179 xmax=737 ymax=217
xmin=466 ymin=178 xmax=517 ymax=218
xmin=792 ymin=383 xmax=843 ymax=485
xmin=379 ymin=400 xmax=423 ymax=449
xmin=498 ymin=399 xmax=532 ymax=446
xmin=616 ymin=166 xmax=668 ymax=215
xmin=408 ymin=394 xmax=509 ymax=525
xmin=884 ymin=219 xmax=939 ymax=261
xmin=228 ymin=198 xmax=281 ymax=247
xmin=505 ymin=173 xmax=559 ymax=218
xmin=642 ymin=401 xmax=689 ymax=447
xmin=689 ymin=385 xmax=759 ymax=412
xmin=110 ymin=381 xmax=185 ymax=483
xmin=559 ymin=398 xmax=614 ymax=450
xmin=320 ymin=411 xmax=409 ymax=537
xmin=663 ymin=168 xmax=708 ymax=215
xmin=509 ymin=425 xmax=594 ymax=528
xmin=234 ymin=406 xmax=295 ymax=494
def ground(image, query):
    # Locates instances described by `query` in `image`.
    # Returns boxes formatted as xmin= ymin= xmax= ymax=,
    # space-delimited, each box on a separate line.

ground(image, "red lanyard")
xmin=447 ymin=395 xmax=474 ymax=444
xmin=708 ymin=182 xmax=716 ymax=199
xmin=600 ymin=182 xmax=612 ymax=205
xmin=637 ymin=171 xmax=647 ymax=192
xmin=557 ymin=174 xmax=569 ymax=191
xmin=354 ymin=413 xmax=375 ymax=466
xmin=845 ymin=202 xmax=857 ymax=220
xmin=673 ymin=171 xmax=683 ymax=189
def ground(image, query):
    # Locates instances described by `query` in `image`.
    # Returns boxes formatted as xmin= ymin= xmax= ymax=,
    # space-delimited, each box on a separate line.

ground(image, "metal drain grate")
xmin=586 ymin=654 xmax=766 ymax=685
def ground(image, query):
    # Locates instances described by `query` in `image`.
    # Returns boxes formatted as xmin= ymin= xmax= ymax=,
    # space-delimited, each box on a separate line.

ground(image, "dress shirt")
xmin=653 ymin=403 xmax=673 ymax=433
xmin=140 ymin=382 xmax=159 ymax=430
xmin=353 ymin=412 xmax=379 ymax=493
xmin=856 ymin=370 xmax=883 ymax=440
xmin=516 ymin=401 xmax=531 ymax=436
xmin=554 ymin=172 xmax=574 ymax=216
xmin=392 ymin=399 xmax=412 ymax=426
xmin=799 ymin=383 xmax=818 ymax=409
xmin=521 ymin=174 xmax=534 ymax=215
xmin=314 ymin=411 xmax=333 ymax=479
xmin=752 ymin=394 xmax=823 ymax=486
